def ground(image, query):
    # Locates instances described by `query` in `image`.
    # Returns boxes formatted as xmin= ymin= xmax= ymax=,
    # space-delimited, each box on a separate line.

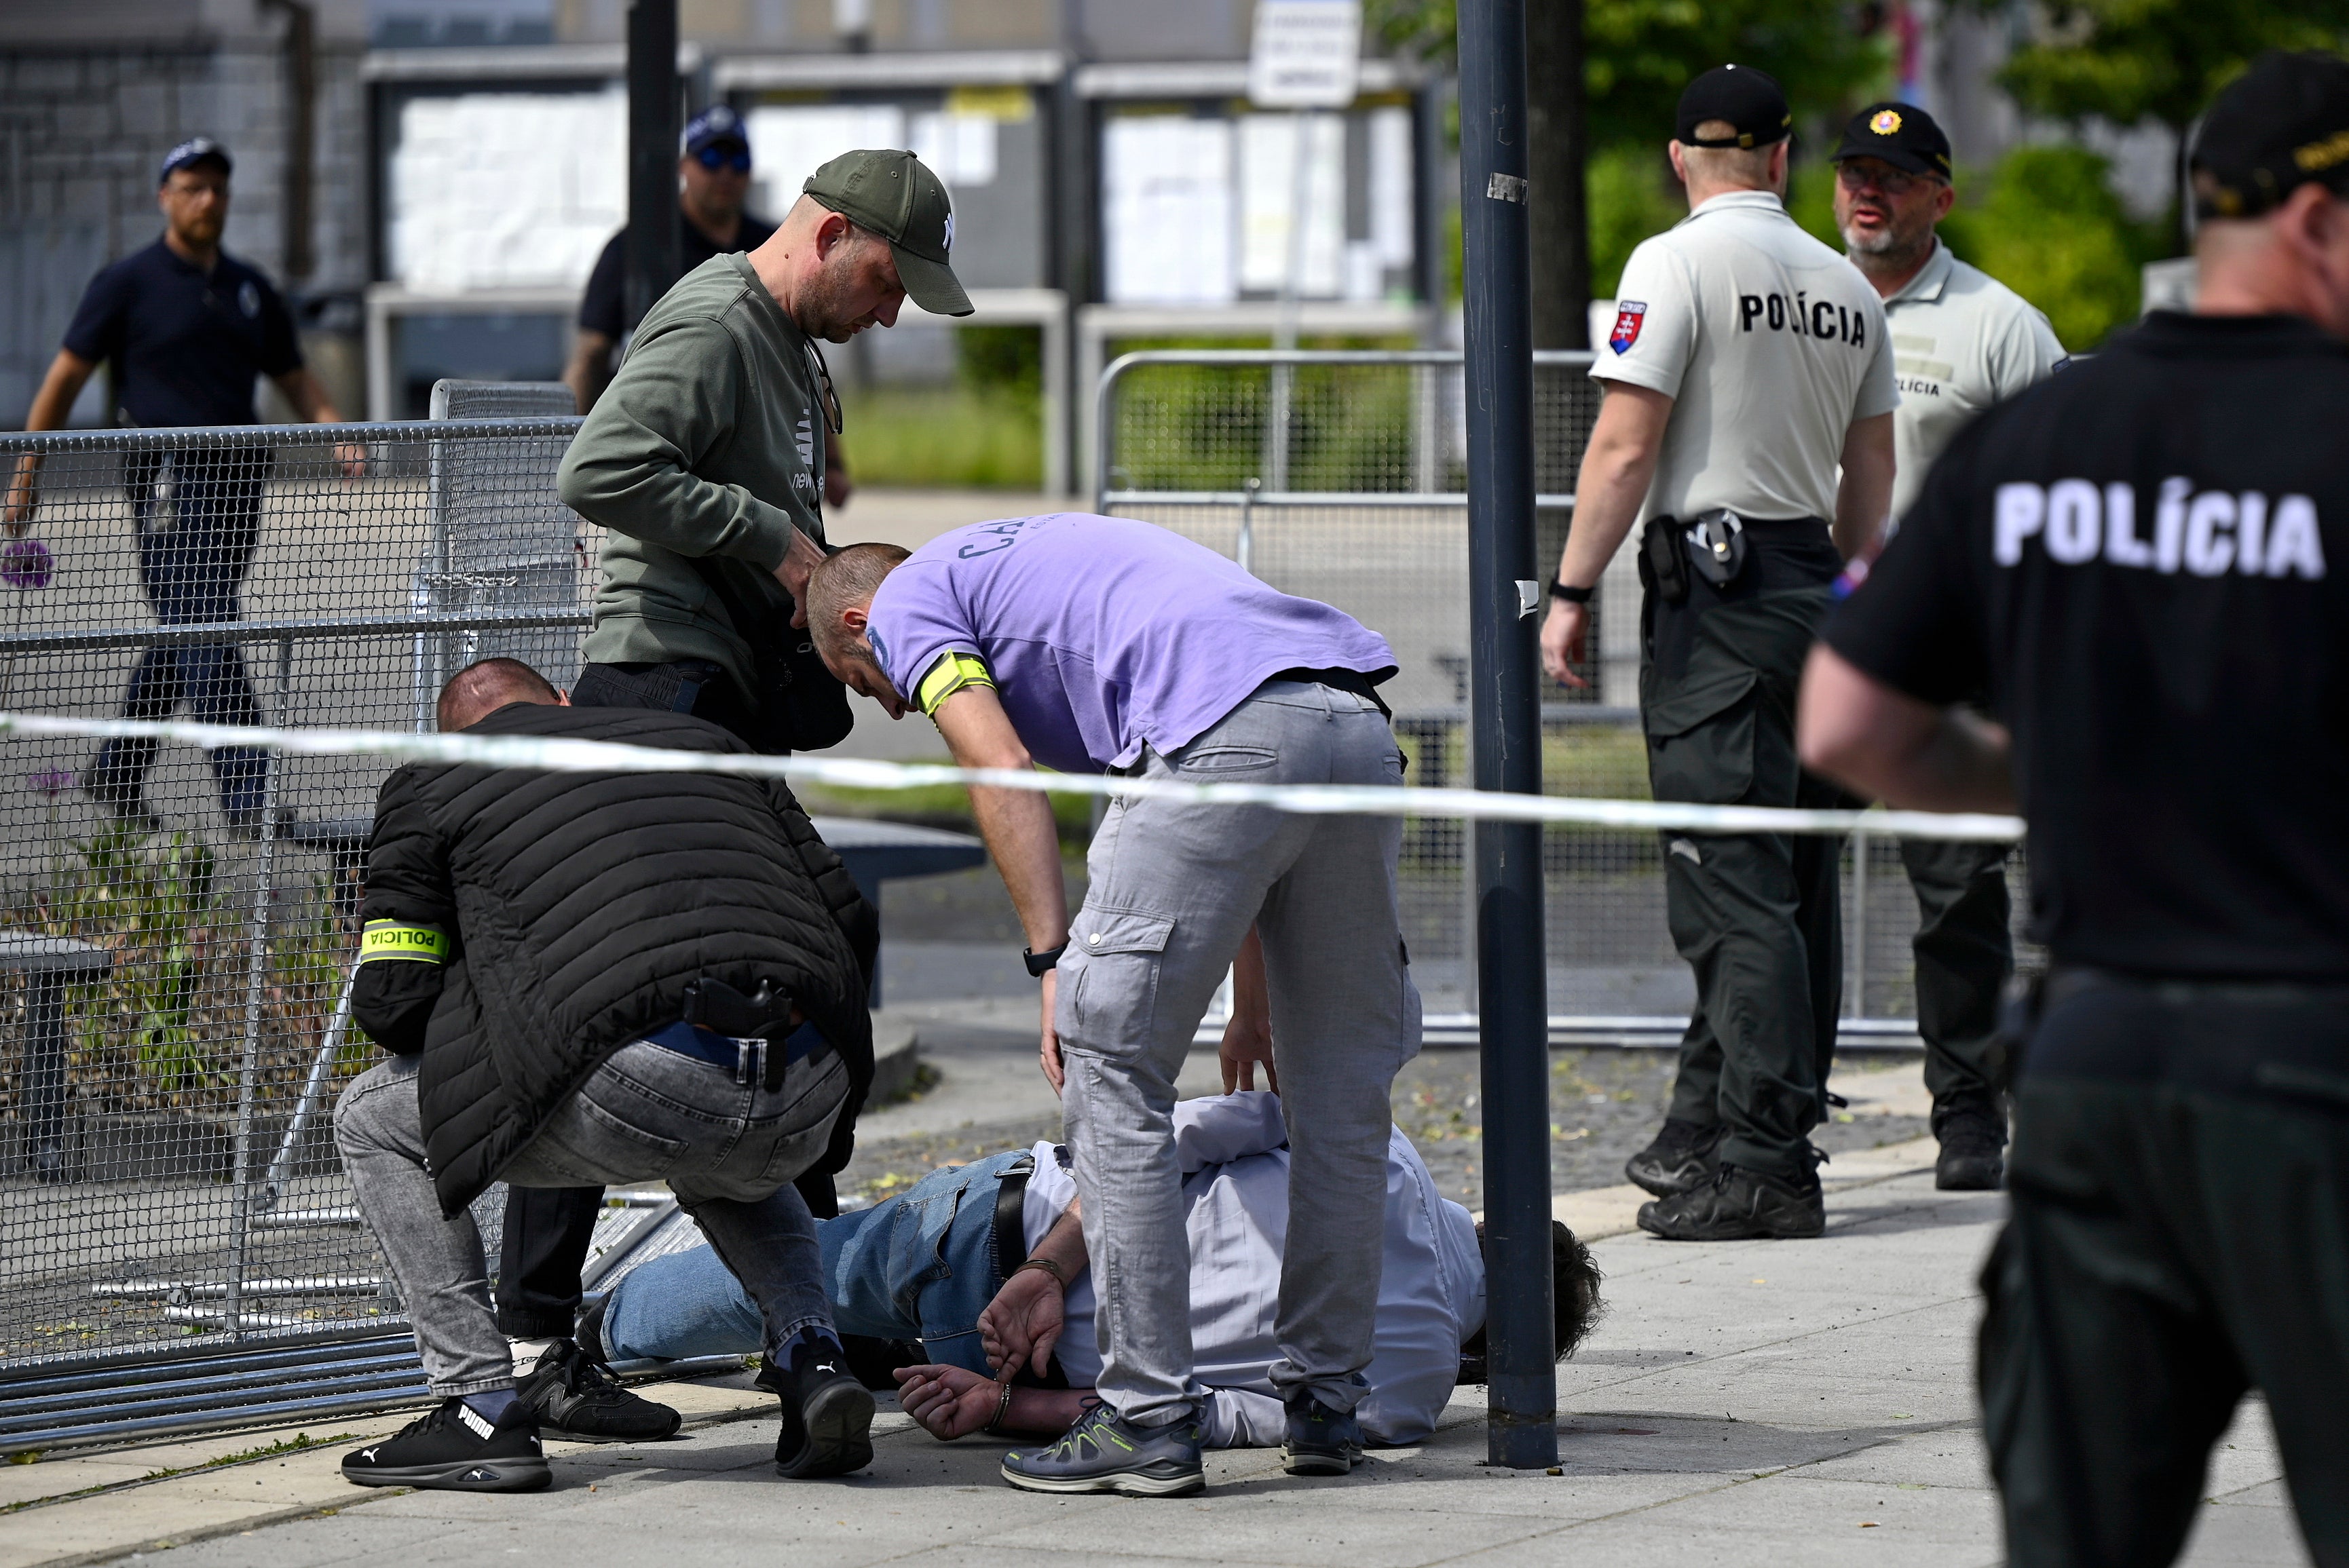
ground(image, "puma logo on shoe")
xmin=457 ymin=1405 xmax=495 ymax=1440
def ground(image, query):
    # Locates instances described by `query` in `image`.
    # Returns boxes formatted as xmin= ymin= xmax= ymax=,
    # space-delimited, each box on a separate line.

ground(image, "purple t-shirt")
xmin=865 ymin=514 xmax=1397 ymax=775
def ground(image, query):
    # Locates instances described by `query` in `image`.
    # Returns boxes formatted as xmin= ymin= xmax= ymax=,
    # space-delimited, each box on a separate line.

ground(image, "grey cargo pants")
xmin=1056 ymin=679 xmax=1421 ymax=1427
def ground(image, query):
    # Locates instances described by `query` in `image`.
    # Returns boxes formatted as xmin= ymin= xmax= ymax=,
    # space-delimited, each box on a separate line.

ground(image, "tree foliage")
xmin=1367 ymin=0 xmax=1890 ymax=148
xmin=1987 ymin=0 xmax=2349 ymax=134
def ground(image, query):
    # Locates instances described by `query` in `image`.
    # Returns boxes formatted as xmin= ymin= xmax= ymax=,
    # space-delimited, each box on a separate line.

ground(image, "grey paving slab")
xmin=69 ymin=1166 xmax=2318 ymax=1568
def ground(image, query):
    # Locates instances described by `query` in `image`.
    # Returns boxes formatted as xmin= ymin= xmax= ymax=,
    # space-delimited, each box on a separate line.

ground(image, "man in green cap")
xmin=520 ymin=149 xmax=968 ymax=1446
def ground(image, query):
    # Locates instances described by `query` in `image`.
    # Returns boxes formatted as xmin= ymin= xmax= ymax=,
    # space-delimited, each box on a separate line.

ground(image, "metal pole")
xmin=1265 ymin=110 xmax=1317 ymax=493
xmin=1849 ymin=828 xmax=1870 ymax=1019
xmin=225 ymin=636 xmax=293 ymax=1340
xmin=1237 ymin=476 xmax=1258 ymax=578
xmin=1458 ymin=0 xmax=1556 ymax=1469
xmin=624 ymin=0 xmax=682 ymax=334
xmin=261 ymin=964 xmax=358 ymax=1208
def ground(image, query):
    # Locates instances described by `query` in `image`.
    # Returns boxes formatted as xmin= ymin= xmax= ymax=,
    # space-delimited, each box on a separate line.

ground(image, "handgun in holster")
xmin=681 ymin=975 xmax=799 ymax=1093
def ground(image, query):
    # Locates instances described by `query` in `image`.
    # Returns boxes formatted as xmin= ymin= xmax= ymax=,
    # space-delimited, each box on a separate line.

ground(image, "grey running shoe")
xmin=1637 ymin=1164 xmax=1825 ymax=1241
xmin=1001 ymin=1401 xmax=1205 ymax=1497
xmin=1624 ymin=1118 xmax=1725 ymax=1198
xmin=341 ymin=1397 xmax=550 ymax=1492
xmin=1282 ymin=1395 xmax=1364 ymax=1476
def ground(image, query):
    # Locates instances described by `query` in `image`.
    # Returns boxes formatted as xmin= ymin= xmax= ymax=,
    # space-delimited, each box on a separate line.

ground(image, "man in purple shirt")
xmin=807 ymin=514 xmax=1421 ymax=1497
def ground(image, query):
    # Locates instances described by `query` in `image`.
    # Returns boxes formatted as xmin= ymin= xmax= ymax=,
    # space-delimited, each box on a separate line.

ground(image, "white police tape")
xmin=0 ymin=710 xmax=2026 ymax=842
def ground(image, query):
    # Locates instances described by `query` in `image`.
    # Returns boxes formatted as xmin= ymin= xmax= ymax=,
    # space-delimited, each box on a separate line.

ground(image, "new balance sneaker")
xmin=1636 ymin=1164 xmax=1826 ymax=1241
xmin=1934 ymin=1103 xmax=2008 ymax=1191
xmin=1000 ymin=1401 xmax=1205 ymax=1497
xmin=1282 ymin=1395 xmax=1364 ymax=1476
xmin=1623 ymin=1118 xmax=1725 ymax=1198
xmin=514 ymin=1338 xmax=681 ymax=1443
xmin=756 ymin=1328 xmax=875 ymax=1478
xmin=341 ymin=1397 xmax=550 ymax=1492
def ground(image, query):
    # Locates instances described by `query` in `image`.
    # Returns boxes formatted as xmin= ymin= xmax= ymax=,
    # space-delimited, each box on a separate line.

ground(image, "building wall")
xmin=0 ymin=3 xmax=371 ymax=427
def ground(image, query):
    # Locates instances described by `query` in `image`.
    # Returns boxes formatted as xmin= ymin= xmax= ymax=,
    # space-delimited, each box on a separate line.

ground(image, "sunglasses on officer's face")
xmin=694 ymin=145 xmax=752 ymax=174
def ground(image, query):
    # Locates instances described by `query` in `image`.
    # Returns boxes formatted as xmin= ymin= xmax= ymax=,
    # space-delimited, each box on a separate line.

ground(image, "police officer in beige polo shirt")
xmin=1538 ymin=64 xmax=1898 ymax=1241
xmin=1833 ymin=101 xmax=2065 ymax=1193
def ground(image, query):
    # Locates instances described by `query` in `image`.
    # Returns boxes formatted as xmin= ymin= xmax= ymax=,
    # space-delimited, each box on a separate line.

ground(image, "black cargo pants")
xmin=1982 ymin=974 xmax=2349 ymax=1567
xmin=1900 ymin=835 xmax=2013 ymax=1127
xmin=1644 ymin=519 xmax=1846 ymax=1183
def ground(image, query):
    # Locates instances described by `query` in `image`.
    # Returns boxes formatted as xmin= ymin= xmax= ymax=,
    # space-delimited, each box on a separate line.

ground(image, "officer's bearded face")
xmin=159 ymin=168 xmax=229 ymax=250
xmin=1835 ymin=158 xmax=1945 ymax=258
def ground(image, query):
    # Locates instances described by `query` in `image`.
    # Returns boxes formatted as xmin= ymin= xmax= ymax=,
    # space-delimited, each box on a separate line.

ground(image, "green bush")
xmin=1938 ymin=146 xmax=2166 ymax=351
xmin=839 ymin=386 xmax=1042 ymax=490
xmin=1589 ymin=144 xmax=1691 ymax=297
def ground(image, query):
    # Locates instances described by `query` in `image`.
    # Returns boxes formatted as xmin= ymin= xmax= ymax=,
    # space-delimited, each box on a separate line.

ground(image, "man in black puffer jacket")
xmin=331 ymin=657 xmax=880 ymax=1495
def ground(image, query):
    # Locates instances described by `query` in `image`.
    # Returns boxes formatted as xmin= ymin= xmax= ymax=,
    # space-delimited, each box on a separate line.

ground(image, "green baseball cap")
xmin=803 ymin=148 xmax=973 ymax=317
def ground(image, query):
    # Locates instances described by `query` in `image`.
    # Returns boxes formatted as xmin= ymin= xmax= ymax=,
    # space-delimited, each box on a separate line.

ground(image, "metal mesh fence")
xmin=0 ymin=415 xmax=595 ymax=1381
xmin=1099 ymin=349 xmax=2033 ymax=1031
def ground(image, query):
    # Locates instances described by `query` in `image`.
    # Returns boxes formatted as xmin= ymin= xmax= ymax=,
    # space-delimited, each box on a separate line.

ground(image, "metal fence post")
xmin=1458 ymin=0 xmax=1558 ymax=1470
xmin=1850 ymin=828 xmax=1871 ymax=1020
xmin=225 ymin=635 xmax=294 ymax=1339
xmin=1237 ymin=476 xmax=1258 ymax=577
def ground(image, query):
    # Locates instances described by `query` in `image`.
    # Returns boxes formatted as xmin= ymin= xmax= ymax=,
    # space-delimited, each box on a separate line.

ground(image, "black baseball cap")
xmin=159 ymin=137 xmax=231 ymax=186
xmin=681 ymin=104 xmax=750 ymax=159
xmin=1676 ymin=65 xmax=1791 ymax=150
xmin=2190 ymin=50 xmax=2349 ymax=219
xmin=1832 ymin=102 xmax=1952 ymax=178
xmin=802 ymin=148 xmax=972 ymax=317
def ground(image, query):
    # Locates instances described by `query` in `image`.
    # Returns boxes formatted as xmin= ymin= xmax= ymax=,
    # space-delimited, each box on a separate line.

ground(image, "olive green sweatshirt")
xmin=555 ymin=252 xmax=826 ymax=702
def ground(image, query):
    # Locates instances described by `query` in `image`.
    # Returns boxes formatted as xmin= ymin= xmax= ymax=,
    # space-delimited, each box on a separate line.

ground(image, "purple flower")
xmin=1 ymin=539 xmax=54 ymax=590
xmin=28 ymin=768 xmax=72 ymax=800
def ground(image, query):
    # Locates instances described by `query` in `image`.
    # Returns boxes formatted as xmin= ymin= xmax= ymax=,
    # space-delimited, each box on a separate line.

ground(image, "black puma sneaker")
xmin=342 ymin=1397 xmax=550 ymax=1492
xmin=756 ymin=1328 xmax=875 ymax=1478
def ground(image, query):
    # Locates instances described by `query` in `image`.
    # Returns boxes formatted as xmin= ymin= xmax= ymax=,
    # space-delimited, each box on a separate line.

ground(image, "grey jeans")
xmin=1057 ymin=679 xmax=1421 ymax=1426
xmin=334 ymin=1040 xmax=846 ymax=1397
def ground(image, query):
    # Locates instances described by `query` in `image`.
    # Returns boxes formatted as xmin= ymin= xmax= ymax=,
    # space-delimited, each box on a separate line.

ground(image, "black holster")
xmin=1638 ymin=516 xmax=1690 ymax=605
xmin=681 ymin=975 xmax=798 ymax=1092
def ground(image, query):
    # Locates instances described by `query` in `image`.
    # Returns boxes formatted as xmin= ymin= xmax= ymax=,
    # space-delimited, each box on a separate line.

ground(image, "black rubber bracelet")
xmin=1549 ymin=579 xmax=1594 ymax=605
xmin=1023 ymin=944 xmax=1067 ymax=977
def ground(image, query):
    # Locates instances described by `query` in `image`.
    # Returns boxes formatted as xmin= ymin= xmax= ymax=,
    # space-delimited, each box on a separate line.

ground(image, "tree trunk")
xmin=1525 ymin=0 xmax=1589 ymax=349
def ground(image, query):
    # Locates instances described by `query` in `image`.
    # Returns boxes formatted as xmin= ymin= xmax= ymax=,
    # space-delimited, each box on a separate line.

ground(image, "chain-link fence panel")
xmin=0 ymin=415 xmax=597 ymax=1394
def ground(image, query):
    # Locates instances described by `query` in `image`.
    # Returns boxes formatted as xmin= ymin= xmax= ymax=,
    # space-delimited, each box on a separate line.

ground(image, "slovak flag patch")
xmin=1609 ymin=301 xmax=1648 ymax=355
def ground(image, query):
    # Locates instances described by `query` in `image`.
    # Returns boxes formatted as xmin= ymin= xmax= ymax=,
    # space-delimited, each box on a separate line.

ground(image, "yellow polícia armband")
xmin=916 ymin=651 xmax=995 ymax=716
xmin=359 ymin=922 xmax=451 ymax=963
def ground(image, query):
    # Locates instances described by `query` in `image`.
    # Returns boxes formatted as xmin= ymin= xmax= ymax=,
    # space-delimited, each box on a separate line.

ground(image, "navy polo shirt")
xmin=62 ymin=240 xmax=302 ymax=427
xmin=577 ymin=210 xmax=776 ymax=339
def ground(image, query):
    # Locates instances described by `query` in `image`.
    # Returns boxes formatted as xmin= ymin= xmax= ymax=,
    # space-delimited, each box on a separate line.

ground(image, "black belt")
xmin=1268 ymin=665 xmax=1396 ymax=718
xmin=992 ymin=1152 xmax=1036 ymax=1285
xmin=641 ymin=1018 xmax=829 ymax=1086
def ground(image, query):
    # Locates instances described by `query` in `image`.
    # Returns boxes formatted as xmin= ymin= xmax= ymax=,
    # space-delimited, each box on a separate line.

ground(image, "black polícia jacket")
xmin=352 ymin=700 xmax=878 ymax=1217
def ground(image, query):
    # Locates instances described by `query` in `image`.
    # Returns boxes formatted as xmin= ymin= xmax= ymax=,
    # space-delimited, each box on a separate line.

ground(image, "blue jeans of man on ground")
xmin=334 ymin=1044 xmax=847 ymax=1399
xmin=599 ymin=1149 xmax=1027 ymax=1375
xmin=88 ymin=449 xmax=270 ymax=821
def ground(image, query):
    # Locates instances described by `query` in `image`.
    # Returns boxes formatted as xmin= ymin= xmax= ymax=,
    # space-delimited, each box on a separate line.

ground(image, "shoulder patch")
xmin=1609 ymin=301 xmax=1648 ymax=356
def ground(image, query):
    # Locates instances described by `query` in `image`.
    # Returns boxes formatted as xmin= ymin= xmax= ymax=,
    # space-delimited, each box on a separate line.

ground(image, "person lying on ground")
xmin=332 ymin=656 xmax=880 ymax=1494
xmin=590 ymin=1090 xmax=1603 ymax=1449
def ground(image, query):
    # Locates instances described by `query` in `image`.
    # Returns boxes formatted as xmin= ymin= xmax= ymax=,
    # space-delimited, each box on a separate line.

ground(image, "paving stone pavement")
xmin=7 ymin=1131 xmax=2311 ymax=1568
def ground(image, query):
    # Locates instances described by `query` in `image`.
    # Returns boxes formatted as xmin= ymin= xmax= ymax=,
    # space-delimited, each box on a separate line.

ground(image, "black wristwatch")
xmin=1023 ymin=944 xmax=1067 ymax=977
xmin=1549 ymin=578 xmax=1594 ymax=605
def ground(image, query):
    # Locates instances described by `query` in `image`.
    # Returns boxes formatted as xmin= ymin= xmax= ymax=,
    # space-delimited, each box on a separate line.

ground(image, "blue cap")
xmin=159 ymin=136 xmax=231 ymax=186
xmin=681 ymin=105 xmax=750 ymax=159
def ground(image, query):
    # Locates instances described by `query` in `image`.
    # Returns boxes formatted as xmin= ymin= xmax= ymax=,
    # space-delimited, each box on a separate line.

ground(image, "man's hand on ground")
xmin=979 ymin=1265 xmax=1066 ymax=1380
xmin=1038 ymin=968 xmax=1064 ymax=1092
xmin=774 ymin=526 xmax=828 ymax=627
xmin=892 ymin=1364 xmax=1002 ymax=1441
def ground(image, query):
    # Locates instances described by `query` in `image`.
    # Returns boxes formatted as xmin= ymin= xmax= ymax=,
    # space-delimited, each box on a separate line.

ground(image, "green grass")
xmin=839 ymin=386 xmax=1042 ymax=489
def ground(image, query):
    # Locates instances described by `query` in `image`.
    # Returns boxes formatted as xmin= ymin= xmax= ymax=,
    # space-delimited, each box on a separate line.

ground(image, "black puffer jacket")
xmin=353 ymin=701 xmax=878 ymax=1216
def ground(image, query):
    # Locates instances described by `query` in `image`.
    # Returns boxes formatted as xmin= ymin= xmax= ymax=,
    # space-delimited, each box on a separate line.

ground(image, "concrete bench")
xmin=0 ymin=933 xmax=114 ymax=1184
xmin=809 ymin=816 xmax=988 ymax=1006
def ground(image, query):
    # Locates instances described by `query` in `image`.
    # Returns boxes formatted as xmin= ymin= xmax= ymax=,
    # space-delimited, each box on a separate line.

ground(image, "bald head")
xmin=437 ymin=658 xmax=561 ymax=732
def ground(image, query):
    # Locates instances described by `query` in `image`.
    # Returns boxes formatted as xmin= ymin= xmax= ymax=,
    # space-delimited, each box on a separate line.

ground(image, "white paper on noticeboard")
xmin=1239 ymin=113 xmax=1345 ymax=297
xmin=745 ymin=104 xmax=907 ymax=219
xmin=389 ymin=89 xmax=627 ymax=294
xmin=1104 ymin=115 xmax=1236 ymax=306
xmin=911 ymin=111 xmax=999 ymax=188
